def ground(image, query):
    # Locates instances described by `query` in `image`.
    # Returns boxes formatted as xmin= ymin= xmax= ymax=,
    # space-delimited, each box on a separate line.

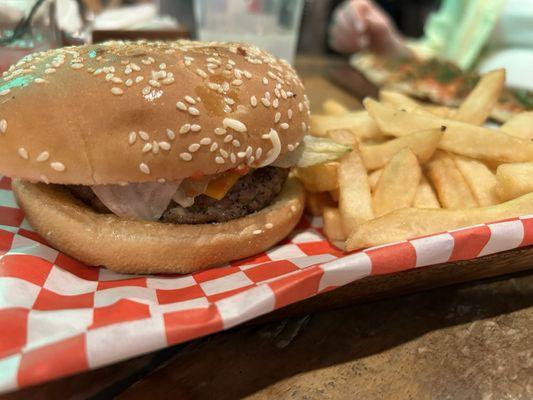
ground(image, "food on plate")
xmin=351 ymin=52 xmax=533 ymax=122
xmin=301 ymin=69 xmax=533 ymax=248
xmin=347 ymin=193 xmax=533 ymax=250
xmin=426 ymin=151 xmax=478 ymax=208
xmin=296 ymin=162 xmax=339 ymax=192
xmin=310 ymin=112 xmax=381 ymax=140
xmin=322 ymin=98 xmax=349 ymax=116
xmin=496 ymin=163 xmax=533 ymax=201
xmin=412 ymin=174 xmax=440 ymax=209
xmin=372 ymin=148 xmax=421 ymax=217
xmin=305 ymin=191 xmax=336 ymax=216
xmin=1 ymin=40 xmax=350 ymax=274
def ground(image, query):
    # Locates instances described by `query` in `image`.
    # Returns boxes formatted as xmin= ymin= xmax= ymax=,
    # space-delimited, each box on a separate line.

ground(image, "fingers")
xmin=329 ymin=0 xmax=370 ymax=53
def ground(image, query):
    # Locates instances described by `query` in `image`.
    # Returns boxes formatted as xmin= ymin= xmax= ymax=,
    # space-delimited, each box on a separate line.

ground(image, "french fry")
xmin=327 ymin=129 xmax=358 ymax=147
xmin=453 ymin=155 xmax=500 ymax=206
xmin=338 ymin=141 xmax=374 ymax=236
xmin=426 ymin=151 xmax=478 ymax=208
xmin=500 ymin=111 xmax=533 ymax=140
xmin=413 ymin=174 xmax=440 ymax=208
xmin=361 ymin=129 xmax=442 ymax=170
xmin=496 ymin=162 xmax=533 ymax=200
xmin=368 ymin=168 xmax=383 ymax=192
xmin=323 ymin=207 xmax=346 ymax=241
xmin=347 ymin=193 xmax=533 ymax=250
xmin=311 ymin=112 xmax=382 ymax=140
xmin=379 ymin=90 xmax=452 ymax=118
xmin=372 ymin=148 xmax=421 ymax=216
xmin=296 ymin=162 xmax=339 ymax=192
xmin=453 ymin=69 xmax=505 ymax=125
xmin=423 ymin=105 xmax=453 ymax=119
xmin=364 ymin=98 xmax=533 ymax=163
xmin=323 ymin=99 xmax=349 ymax=116
xmin=306 ymin=192 xmax=336 ymax=216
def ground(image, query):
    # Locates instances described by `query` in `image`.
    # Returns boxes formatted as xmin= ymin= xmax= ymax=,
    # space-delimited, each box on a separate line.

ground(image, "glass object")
xmin=193 ymin=0 xmax=304 ymax=64
xmin=0 ymin=0 xmax=61 ymax=72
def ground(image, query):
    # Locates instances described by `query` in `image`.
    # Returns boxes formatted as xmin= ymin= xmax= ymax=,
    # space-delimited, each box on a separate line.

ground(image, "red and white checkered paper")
xmin=1 ymin=174 xmax=532 ymax=393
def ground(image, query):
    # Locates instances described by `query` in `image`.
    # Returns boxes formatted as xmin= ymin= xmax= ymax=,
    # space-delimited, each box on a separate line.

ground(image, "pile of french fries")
xmin=297 ymin=69 xmax=533 ymax=251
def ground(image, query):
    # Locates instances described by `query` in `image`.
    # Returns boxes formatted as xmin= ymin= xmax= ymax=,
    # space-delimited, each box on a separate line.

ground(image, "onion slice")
xmin=92 ymin=181 xmax=180 ymax=221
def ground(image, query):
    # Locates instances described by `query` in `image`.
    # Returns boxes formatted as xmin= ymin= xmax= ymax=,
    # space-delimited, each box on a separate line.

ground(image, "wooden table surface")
xmin=3 ymin=56 xmax=532 ymax=400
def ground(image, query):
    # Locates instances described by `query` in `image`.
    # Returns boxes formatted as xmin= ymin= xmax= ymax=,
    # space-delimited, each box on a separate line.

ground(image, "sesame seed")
xmin=36 ymin=151 xmax=50 ymax=162
xmin=265 ymin=223 xmax=273 ymax=229
xmin=0 ymin=89 xmax=10 ymax=96
xmin=188 ymin=107 xmax=200 ymax=116
xmin=274 ymin=112 xmax=281 ymax=123
xmin=219 ymin=149 xmax=229 ymax=158
xmin=232 ymin=79 xmax=243 ymax=86
xmin=215 ymin=156 xmax=225 ymax=164
xmin=274 ymin=88 xmax=280 ymax=98
xmin=111 ymin=87 xmax=123 ymax=95
xmin=230 ymin=153 xmax=237 ymax=163
xmin=142 ymin=86 xmax=151 ymax=95
xmin=261 ymin=98 xmax=270 ymax=107
xmin=44 ymin=68 xmax=56 ymax=74
xmin=237 ymin=151 xmax=247 ymax=158
xmin=176 ymin=101 xmax=187 ymax=110
xmin=302 ymin=122 xmax=307 ymax=131
xmin=210 ymin=142 xmax=219 ymax=152
xmin=267 ymin=71 xmax=277 ymax=80
xmin=166 ymin=128 xmax=176 ymax=140
xmin=152 ymin=141 xmax=160 ymax=154
xmin=224 ymin=97 xmax=235 ymax=105
xmin=159 ymin=141 xmax=171 ymax=150
xmin=246 ymin=146 xmax=253 ymax=158
xmin=232 ymin=139 xmax=241 ymax=147
xmin=298 ymin=102 xmax=303 ymax=112
xmin=265 ymin=92 xmax=271 ymax=100
xmin=196 ymin=69 xmax=207 ymax=78
xmin=50 ymin=162 xmax=66 ymax=172
xmin=214 ymin=127 xmax=226 ymax=136
xmin=35 ymin=78 xmax=46 ymax=83
xmin=157 ymin=178 xmax=166 ymax=183
xmin=191 ymin=124 xmax=201 ymax=132
xmin=71 ymin=63 xmax=84 ymax=70
xmin=288 ymin=109 xmax=293 ymax=119
xmin=105 ymin=73 xmax=114 ymax=81
xmin=223 ymin=104 xmax=232 ymax=113
xmin=288 ymin=144 xmax=295 ymax=151
xmin=142 ymin=142 xmax=153 ymax=153
xmin=179 ymin=124 xmax=191 ymax=134
xmin=0 ymin=119 xmax=6 ymax=134
xmin=188 ymin=143 xmax=200 ymax=152
xmin=208 ymin=82 xmax=220 ymax=91
xmin=243 ymin=70 xmax=252 ymax=79
xmin=18 ymin=147 xmax=28 ymax=160
xmin=262 ymin=77 xmax=268 ymax=85
xmin=200 ymin=137 xmax=212 ymax=145
xmin=255 ymin=148 xmax=263 ymax=159
xmin=280 ymin=123 xmax=289 ymax=130
xmin=139 ymin=131 xmax=149 ymax=141
xmin=185 ymin=96 xmax=196 ymax=104
xmin=272 ymin=98 xmax=279 ymax=108
xmin=180 ymin=152 xmax=193 ymax=161
xmin=128 ymin=131 xmax=137 ymax=145
xmin=223 ymin=118 xmax=247 ymax=133
xmin=124 ymin=66 xmax=132 ymax=75
xmin=253 ymin=229 xmax=262 ymax=235
xmin=135 ymin=76 xmax=144 ymax=83
xmin=139 ymin=163 xmax=150 ymax=174
xmin=250 ymin=96 xmax=257 ymax=107
xmin=159 ymin=63 xmax=167 ymax=70
xmin=131 ymin=63 xmax=141 ymax=71
xmin=111 ymin=77 xmax=123 ymax=84
xmin=124 ymin=79 xmax=133 ymax=87
xmin=149 ymin=79 xmax=160 ymax=88
xmin=224 ymin=135 xmax=233 ymax=143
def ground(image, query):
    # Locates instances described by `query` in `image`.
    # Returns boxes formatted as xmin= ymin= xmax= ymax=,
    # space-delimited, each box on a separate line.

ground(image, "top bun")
xmin=0 ymin=40 xmax=310 ymax=185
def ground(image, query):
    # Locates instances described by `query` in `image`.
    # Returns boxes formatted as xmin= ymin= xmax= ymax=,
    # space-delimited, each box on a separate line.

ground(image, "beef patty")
xmin=67 ymin=167 xmax=289 ymax=224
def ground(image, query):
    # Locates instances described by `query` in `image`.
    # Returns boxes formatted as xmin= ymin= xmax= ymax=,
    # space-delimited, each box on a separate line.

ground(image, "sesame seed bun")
xmin=0 ymin=40 xmax=310 ymax=184
xmin=12 ymin=177 xmax=305 ymax=274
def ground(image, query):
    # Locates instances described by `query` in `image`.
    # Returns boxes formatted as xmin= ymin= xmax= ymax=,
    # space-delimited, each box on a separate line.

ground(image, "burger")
xmin=0 ymin=40 xmax=347 ymax=274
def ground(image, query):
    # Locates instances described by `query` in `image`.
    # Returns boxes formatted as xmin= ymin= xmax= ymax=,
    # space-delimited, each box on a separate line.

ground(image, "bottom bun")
xmin=12 ymin=178 xmax=305 ymax=274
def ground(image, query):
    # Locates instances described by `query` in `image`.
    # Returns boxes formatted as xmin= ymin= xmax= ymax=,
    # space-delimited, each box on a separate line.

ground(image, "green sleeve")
xmin=419 ymin=0 xmax=506 ymax=70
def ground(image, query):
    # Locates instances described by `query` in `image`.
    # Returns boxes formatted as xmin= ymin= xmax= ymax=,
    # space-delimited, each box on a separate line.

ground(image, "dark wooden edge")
xmin=327 ymin=64 xmax=379 ymax=100
xmin=252 ymin=246 xmax=533 ymax=323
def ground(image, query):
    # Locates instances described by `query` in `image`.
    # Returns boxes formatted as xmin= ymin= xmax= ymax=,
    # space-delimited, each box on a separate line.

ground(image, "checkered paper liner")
xmin=0 ymin=175 xmax=532 ymax=393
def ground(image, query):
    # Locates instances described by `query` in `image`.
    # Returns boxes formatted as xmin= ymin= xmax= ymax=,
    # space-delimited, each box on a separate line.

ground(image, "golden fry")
xmin=372 ymin=148 xmax=421 ymax=216
xmin=323 ymin=99 xmax=350 ymax=116
xmin=453 ymin=155 xmax=500 ymax=206
xmin=500 ymin=111 xmax=533 ymax=141
xmin=368 ymin=168 xmax=383 ymax=192
xmin=296 ymin=162 xmax=339 ymax=192
xmin=347 ymin=193 xmax=533 ymax=250
xmin=496 ymin=162 xmax=533 ymax=200
xmin=305 ymin=191 xmax=336 ymax=216
xmin=453 ymin=69 xmax=505 ymax=125
xmin=310 ymin=112 xmax=382 ymax=140
xmin=364 ymin=98 xmax=533 ymax=163
xmin=361 ymin=129 xmax=442 ymax=170
xmin=323 ymin=207 xmax=346 ymax=241
xmin=413 ymin=174 xmax=440 ymax=208
xmin=426 ymin=151 xmax=478 ymax=208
